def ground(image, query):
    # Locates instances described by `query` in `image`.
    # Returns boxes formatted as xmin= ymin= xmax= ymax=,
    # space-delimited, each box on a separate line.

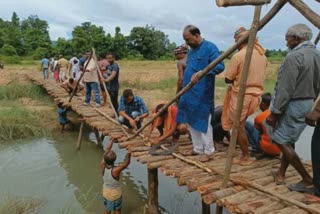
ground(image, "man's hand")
xmin=305 ymin=111 xmax=319 ymax=127
xmin=152 ymin=138 xmax=161 ymax=145
xmin=266 ymin=113 xmax=281 ymax=128
xmin=134 ymin=116 xmax=140 ymax=122
xmin=129 ymin=118 xmax=137 ymax=128
xmin=191 ymin=72 xmax=200 ymax=84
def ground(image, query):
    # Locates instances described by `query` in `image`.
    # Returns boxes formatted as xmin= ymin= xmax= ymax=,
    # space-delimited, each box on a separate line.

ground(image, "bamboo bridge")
xmin=27 ymin=72 xmax=320 ymax=214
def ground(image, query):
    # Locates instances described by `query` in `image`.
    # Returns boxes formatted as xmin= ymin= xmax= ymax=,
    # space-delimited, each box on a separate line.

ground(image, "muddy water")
xmin=0 ymin=131 xmax=210 ymax=214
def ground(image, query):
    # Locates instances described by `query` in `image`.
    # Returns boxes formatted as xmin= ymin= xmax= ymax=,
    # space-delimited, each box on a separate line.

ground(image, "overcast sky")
xmin=0 ymin=0 xmax=319 ymax=50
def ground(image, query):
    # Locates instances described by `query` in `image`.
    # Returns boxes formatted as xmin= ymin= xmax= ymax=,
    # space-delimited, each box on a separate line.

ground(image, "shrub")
xmin=0 ymin=44 xmax=17 ymax=56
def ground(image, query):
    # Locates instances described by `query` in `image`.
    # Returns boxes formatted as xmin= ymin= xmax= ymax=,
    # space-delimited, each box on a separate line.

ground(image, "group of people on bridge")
xmin=47 ymin=23 xmax=320 ymax=213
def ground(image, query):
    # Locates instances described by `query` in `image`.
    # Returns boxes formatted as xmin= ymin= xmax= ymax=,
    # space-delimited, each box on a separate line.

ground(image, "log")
xmin=148 ymin=168 xmax=159 ymax=214
xmin=138 ymin=155 xmax=173 ymax=164
xmin=187 ymin=175 xmax=221 ymax=192
xmin=178 ymin=172 xmax=209 ymax=186
xmin=203 ymin=186 xmax=245 ymax=204
xmin=289 ymin=0 xmax=320 ymax=29
xmin=131 ymin=151 xmax=149 ymax=157
xmin=124 ymin=0 xmax=288 ymax=141
xmin=148 ymin=161 xmax=163 ymax=169
xmin=222 ymin=5 xmax=262 ymax=188
xmin=76 ymin=121 xmax=85 ymax=150
xmin=198 ymin=181 xmax=233 ymax=195
xmin=232 ymin=179 xmax=320 ymax=214
xmin=216 ymin=0 xmax=271 ymax=7
xmin=93 ymin=128 xmax=102 ymax=148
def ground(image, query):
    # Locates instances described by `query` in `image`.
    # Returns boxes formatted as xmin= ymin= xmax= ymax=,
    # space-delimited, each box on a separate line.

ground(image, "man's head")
xmin=68 ymin=78 xmax=74 ymax=84
xmin=234 ymin=27 xmax=249 ymax=50
xmin=106 ymin=53 xmax=115 ymax=64
xmin=183 ymin=25 xmax=202 ymax=49
xmin=285 ymin=24 xmax=313 ymax=50
xmin=123 ymin=89 xmax=134 ymax=103
xmin=155 ymin=103 xmax=168 ymax=117
xmin=104 ymin=150 xmax=117 ymax=165
xmin=57 ymin=102 xmax=63 ymax=109
xmin=174 ymin=44 xmax=188 ymax=60
xmin=260 ymin=92 xmax=272 ymax=112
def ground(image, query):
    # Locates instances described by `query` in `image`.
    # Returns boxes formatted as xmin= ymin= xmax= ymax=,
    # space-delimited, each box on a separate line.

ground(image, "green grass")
xmin=0 ymin=195 xmax=44 ymax=214
xmin=121 ymin=77 xmax=177 ymax=91
xmin=0 ymin=106 xmax=51 ymax=141
xmin=0 ymin=83 xmax=46 ymax=100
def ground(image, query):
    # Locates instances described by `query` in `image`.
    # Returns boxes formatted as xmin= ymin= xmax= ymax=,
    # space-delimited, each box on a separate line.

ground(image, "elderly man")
xmin=177 ymin=25 xmax=225 ymax=162
xmin=222 ymin=27 xmax=268 ymax=164
xmin=266 ymin=24 xmax=320 ymax=193
xmin=174 ymin=44 xmax=188 ymax=94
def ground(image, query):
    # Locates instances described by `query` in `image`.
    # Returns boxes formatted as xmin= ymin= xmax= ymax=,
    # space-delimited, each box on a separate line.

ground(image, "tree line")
xmin=0 ymin=12 xmax=177 ymax=61
xmin=0 ymin=12 xmax=287 ymax=62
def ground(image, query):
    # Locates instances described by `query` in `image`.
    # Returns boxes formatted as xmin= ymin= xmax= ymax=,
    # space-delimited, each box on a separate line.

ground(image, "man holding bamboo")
xmin=266 ymin=24 xmax=320 ymax=193
xmin=221 ymin=27 xmax=268 ymax=164
xmin=176 ymin=25 xmax=225 ymax=162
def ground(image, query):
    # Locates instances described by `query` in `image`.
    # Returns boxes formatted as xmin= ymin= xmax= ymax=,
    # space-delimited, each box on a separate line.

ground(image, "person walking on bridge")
xmin=266 ymin=24 xmax=320 ymax=193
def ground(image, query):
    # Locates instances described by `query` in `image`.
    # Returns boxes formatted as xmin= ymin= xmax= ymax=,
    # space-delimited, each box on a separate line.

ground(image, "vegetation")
xmin=0 ymin=195 xmax=44 ymax=214
xmin=0 ymin=82 xmax=54 ymax=141
xmin=0 ymin=12 xmax=177 ymax=62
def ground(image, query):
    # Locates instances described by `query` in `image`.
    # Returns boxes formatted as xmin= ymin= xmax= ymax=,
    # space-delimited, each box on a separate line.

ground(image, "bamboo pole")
xmin=76 ymin=121 xmax=84 ymax=150
xmin=93 ymin=128 xmax=103 ymax=148
xmin=124 ymin=0 xmax=288 ymax=141
xmin=216 ymin=0 xmax=271 ymax=7
xmin=215 ymin=205 xmax=223 ymax=214
xmin=221 ymin=5 xmax=262 ymax=188
xmin=202 ymin=200 xmax=211 ymax=214
xmin=148 ymin=168 xmax=159 ymax=214
xmin=91 ymin=48 xmax=130 ymax=138
xmin=289 ymin=0 xmax=320 ymax=29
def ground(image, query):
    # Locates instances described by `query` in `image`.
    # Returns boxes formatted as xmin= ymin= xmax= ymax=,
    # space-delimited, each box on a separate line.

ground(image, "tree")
xmin=71 ymin=22 xmax=109 ymax=56
xmin=20 ymin=15 xmax=51 ymax=55
xmin=0 ymin=44 xmax=17 ymax=56
xmin=52 ymin=38 xmax=73 ymax=58
xmin=127 ymin=25 xmax=174 ymax=60
xmin=107 ymin=26 xmax=127 ymax=59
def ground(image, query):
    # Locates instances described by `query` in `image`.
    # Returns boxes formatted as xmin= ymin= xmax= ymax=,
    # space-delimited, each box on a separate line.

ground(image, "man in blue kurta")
xmin=177 ymin=25 xmax=225 ymax=162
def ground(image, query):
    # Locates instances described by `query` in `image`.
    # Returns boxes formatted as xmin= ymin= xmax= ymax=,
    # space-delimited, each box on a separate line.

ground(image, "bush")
xmin=32 ymin=47 xmax=49 ymax=60
xmin=0 ymin=83 xmax=45 ymax=100
xmin=0 ymin=55 xmax=21 ymax=64
xmin=0 ymin=44 xmax=17 ymax=56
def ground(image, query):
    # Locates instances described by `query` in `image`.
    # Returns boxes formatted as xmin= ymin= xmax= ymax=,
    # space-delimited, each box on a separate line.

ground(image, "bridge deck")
xmin=27 ymin=73 xmax=320 ymax=214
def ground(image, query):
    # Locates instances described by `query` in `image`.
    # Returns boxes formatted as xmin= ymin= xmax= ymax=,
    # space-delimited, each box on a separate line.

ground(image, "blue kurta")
xmin=176 ymin=40 xmax=224 ymax=132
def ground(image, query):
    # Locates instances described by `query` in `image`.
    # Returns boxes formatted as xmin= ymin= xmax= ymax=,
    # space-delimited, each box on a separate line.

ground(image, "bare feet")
xmin=271 ymin=171 xmax=285 ymax=185
xmin=198 ymin=154 xmax=213 ymax=163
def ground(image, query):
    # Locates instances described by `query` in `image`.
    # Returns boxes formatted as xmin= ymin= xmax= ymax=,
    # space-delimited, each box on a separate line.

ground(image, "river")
xmin=0 ymin=130 xmax=214 ymax=214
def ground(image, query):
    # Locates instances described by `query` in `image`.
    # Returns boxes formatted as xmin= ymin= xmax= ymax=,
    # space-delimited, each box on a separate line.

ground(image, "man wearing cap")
xmin=176 ymin=25 xmax=225 ymax=162
xmin=266 ymin=24 xmax=320 ymax=193
xmin=174 ymin=44 xmax=188 ymax=94
xmin=221 ymin=27 xmax=268 ymax=164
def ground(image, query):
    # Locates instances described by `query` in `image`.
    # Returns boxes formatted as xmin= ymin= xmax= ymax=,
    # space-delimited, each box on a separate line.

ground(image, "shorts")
xmin=103 ymin=196 xmax=122 ymax=212
xmin=265 ymin=99 xmax=313 ymax=145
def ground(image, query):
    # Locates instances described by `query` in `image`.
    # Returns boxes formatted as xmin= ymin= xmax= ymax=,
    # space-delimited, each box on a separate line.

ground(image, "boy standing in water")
xmin=57 ymin=102 xmax=70 ymax=133
xmin=100 ymin=139 xmax=131 ymax=214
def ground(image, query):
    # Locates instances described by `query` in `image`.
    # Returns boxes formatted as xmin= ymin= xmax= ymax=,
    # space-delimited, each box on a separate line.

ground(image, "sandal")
xmin=287 ymin=181 xmax=314 ymax=194
xmin=271 ymin=171 xmax=285 ymax=185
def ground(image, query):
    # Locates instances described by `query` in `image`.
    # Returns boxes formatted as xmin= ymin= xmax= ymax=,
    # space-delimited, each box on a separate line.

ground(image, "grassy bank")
xmin=0 ymin=82 xmax=55 ymax=141
xmin=0 ymin=196 xmax=44 ymax=214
